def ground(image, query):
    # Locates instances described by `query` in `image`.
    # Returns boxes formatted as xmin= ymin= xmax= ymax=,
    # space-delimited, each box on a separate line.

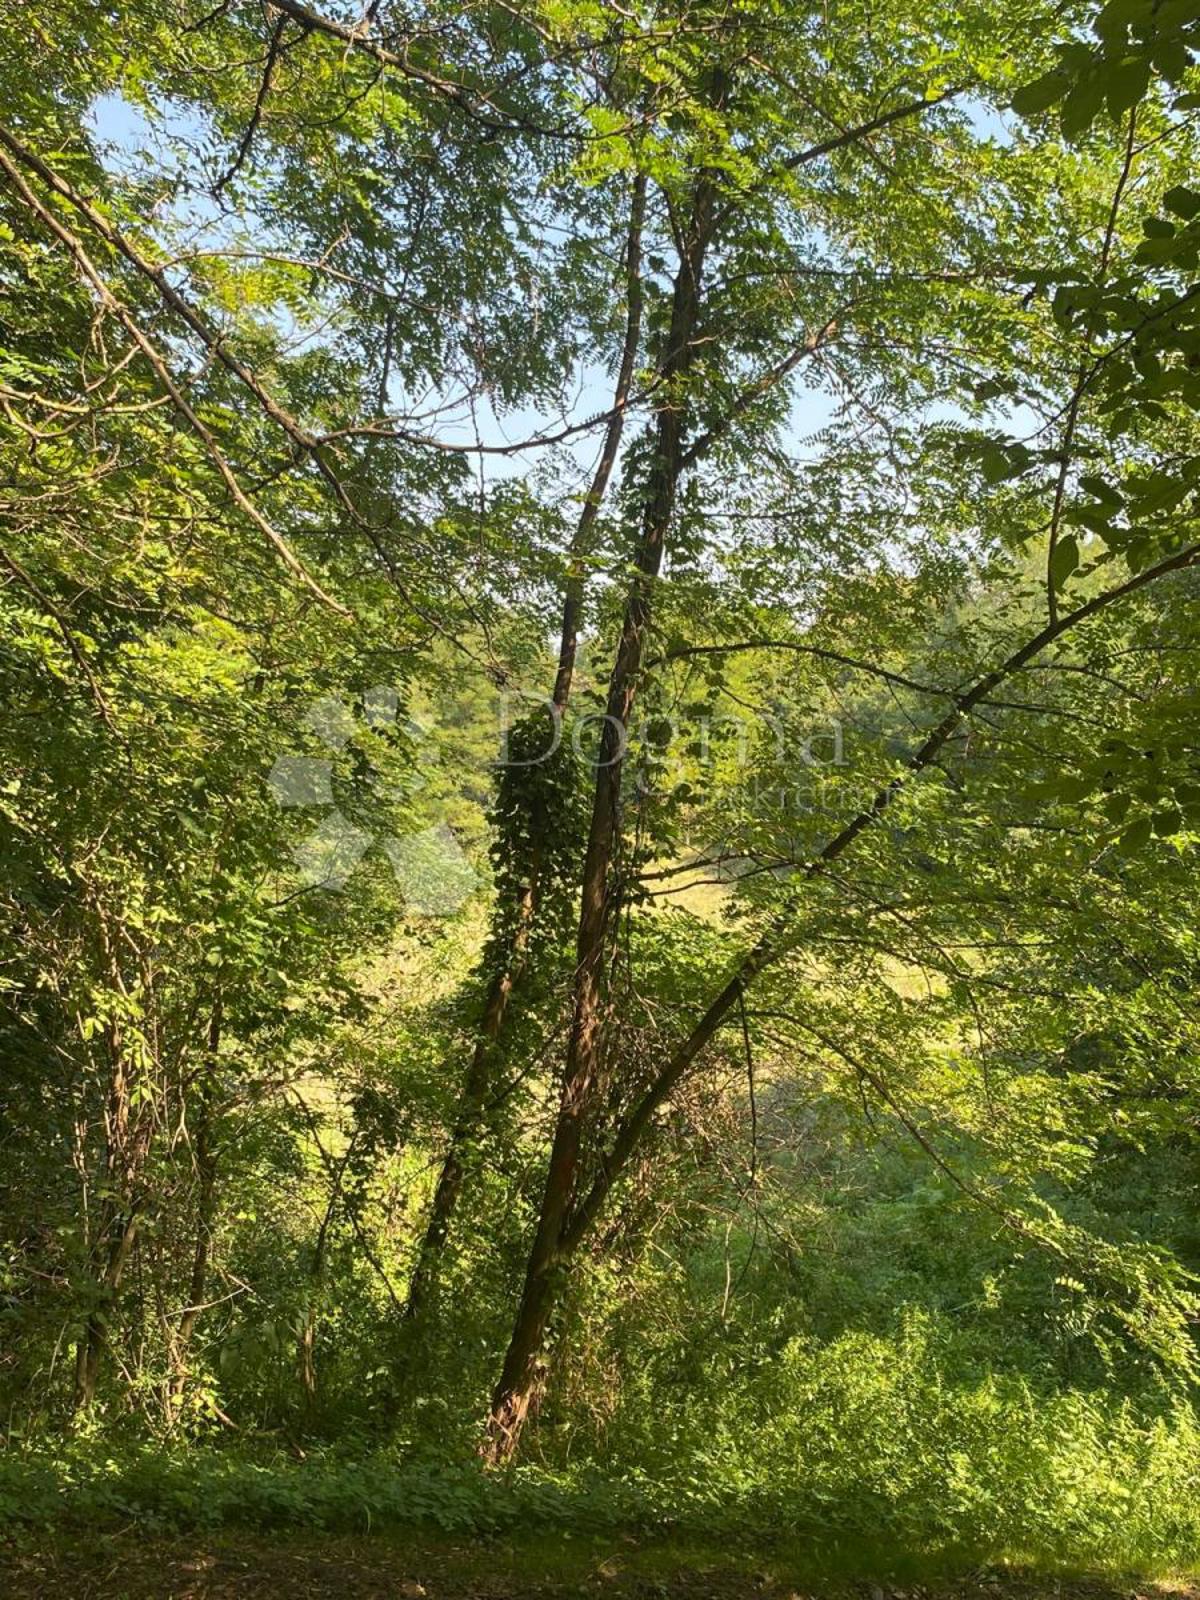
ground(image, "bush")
xmin=4 ymin=1314 xmax=1199 ymax=1573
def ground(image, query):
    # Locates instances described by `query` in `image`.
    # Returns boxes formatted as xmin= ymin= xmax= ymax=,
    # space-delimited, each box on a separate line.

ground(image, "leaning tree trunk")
xmin=74 ymin=999 xmax=153 ymax=1412
xmin=298 ymin=1132 xmax=357 ymax=1407
xmin=166 ymin=998 xmax=222 ymax=1422
xmin=486 ymin=147 xmax=721 ymax=1459
xmin=486 ymin=413 xmax=1200 ymax=1458
xmin=403 ymin=173 xmax=647 ymax=1320
xmin=402 ymin=875 xmax=537 ymax=1319
xmin=73 ymin=1210 xmax=139 ymax=1413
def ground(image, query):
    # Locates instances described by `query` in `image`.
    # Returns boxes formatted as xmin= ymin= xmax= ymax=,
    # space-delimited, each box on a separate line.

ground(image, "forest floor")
xmin=0 ymin=1531 xmax=1197 ymax=1600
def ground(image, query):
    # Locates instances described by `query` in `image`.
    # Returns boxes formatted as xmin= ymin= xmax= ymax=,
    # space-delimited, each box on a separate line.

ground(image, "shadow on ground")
xmin=0 ymin=1534 xmax=1197 ymax=1600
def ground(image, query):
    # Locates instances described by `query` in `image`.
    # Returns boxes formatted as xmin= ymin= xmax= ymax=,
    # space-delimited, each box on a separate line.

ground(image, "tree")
xmin=2 ymin=0 xmax=1199 ymax=1497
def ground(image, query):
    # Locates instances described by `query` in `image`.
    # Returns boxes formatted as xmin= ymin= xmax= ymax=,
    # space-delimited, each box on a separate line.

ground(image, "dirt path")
xmin=0 ymin=1533 xmax=1196 ymax=1600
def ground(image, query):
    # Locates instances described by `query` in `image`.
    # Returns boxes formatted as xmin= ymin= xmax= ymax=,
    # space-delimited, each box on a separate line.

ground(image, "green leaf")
xmin=1152 ymin=806 xmax=1183 ymax=836
xmin=1163 ymin=185 xmax=1200 ymax=219
xmin=1116 ymin=814 xmax=1153 ymax=853
xmin=1151 ymin=38 xmax=1192 ymax=81
xmin=1060 ymin=76 xmax=1107 ymax=138
xmin=1071 ymin=504 xmax=1117 ymax=535
xmin=1012 ymin=69 xmax=1069 ymax=117
xmin=1049 ymin=535 xmax=1080 ymax=591
xmin=1079 ymin=473 xmax=1123 ymax=507
xmin=1103 ymin=55 xmax=1151 ymax=117
xmin=980 ymin=445 xmax=1013 ymax=483
xmin=1094 ymin=0 xmax=1153 ymax=38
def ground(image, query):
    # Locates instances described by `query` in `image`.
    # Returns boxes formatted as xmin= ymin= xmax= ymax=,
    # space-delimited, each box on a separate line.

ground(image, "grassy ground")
xmin=0 ymin=1531 xmax=1196 ymax=1599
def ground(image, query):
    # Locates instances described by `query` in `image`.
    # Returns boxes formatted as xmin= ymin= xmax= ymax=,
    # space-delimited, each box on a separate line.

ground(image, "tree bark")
xmin=486 ymin=139 xmax=723 ymax=1458
xmin=487 ymin=532 xmax=1200 ymax=1455
xmin=299 ymin=1132 xmax=357 ymax=1404
xmin=74 ymin=995 xmax=151 ymax=1412
xmin=403 ymin=174 xmax=647 ymax=1319
xmin=166 ymin=998 xmax=222 ymax=1422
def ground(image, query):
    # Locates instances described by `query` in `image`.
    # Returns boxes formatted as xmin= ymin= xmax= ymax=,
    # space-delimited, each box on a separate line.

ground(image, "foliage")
xmin=2 ymin=0 xmax=1200 ymax=1578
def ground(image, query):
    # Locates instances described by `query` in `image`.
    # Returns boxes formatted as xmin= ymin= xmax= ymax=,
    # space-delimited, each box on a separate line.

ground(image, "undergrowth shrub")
xmin=3 ymin=1312 xmax=1198 ymax=1572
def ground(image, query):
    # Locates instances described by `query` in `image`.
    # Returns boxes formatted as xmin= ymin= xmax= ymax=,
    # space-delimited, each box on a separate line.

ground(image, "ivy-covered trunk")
xmin=404 ymin=174 xmax=647 ymax=1321
xmin=485 ymin=142 xmax=721 ymax=1460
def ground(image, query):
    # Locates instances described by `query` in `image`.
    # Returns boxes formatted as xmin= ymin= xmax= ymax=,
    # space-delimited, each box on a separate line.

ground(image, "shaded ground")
xmin=0 ymin=1532 xmax=1196 ymax=1600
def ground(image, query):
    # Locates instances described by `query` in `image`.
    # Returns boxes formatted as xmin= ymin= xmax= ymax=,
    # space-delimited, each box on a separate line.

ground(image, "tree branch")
xmin=0 ymin=142 xmax=349 ymax=615
xmin=563 ymin=535 xmax=1200 ymax=1248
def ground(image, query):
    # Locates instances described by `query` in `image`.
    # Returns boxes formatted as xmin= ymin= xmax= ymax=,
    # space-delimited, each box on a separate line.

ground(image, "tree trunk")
xmin=403 ymin=174 xmax=647 ymax=1319
xmin=486 ymin=144 xmax=722 ymax=1459
xmin=166 ymin=998 xmax=222 ymax=1422
xmin=299 ymin=1132 xmax=357 ymax=1405
xmin=74 ymin=987 xmax=152 ymax=1414
xmin=73 ymin=1210 xmax=139 ymax=1412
